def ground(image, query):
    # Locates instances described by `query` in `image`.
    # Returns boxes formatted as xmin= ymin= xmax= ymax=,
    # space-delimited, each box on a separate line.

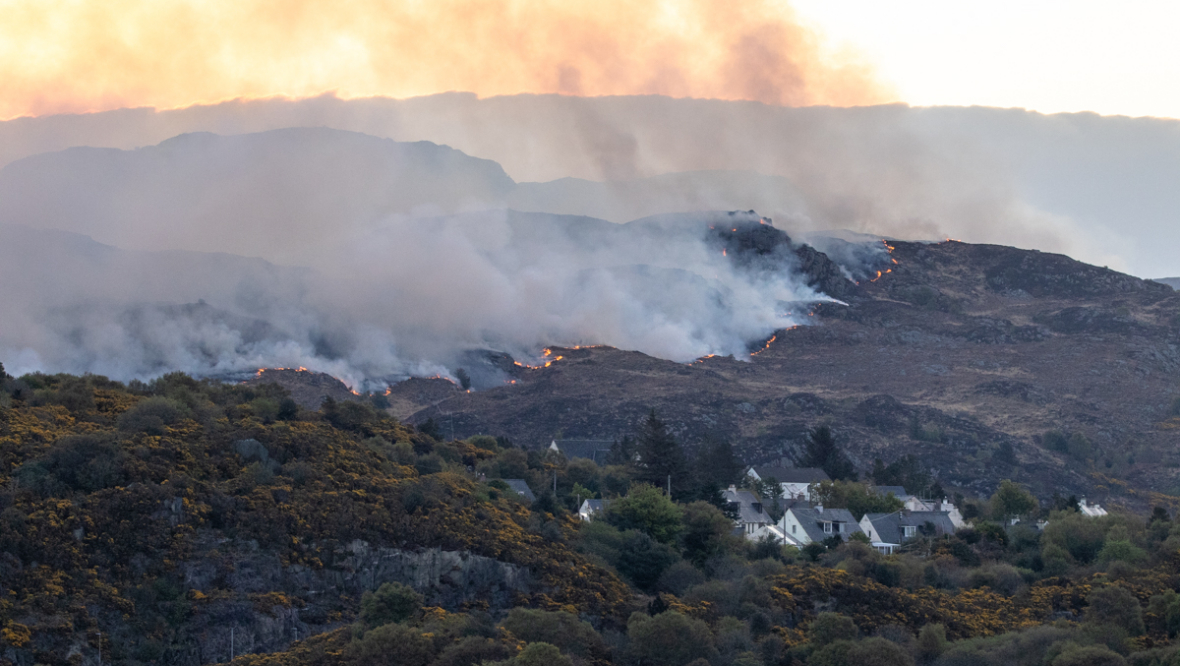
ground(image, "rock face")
xmin=166 ymin=537 xmax=532 ymax=664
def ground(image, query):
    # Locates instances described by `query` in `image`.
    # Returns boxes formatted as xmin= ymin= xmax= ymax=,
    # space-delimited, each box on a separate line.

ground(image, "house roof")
xmin=750 ymin=466 xmax=830 ymax=484
xmin=579 ymin=499 xmax=609 ymax=513
xmin=871 ymin=485 xmax=911 ymax=498
xmin=502 ymin=479 xmax=536 ymax=502
xmin=722 ymin=487 xmax=773 ymax=525
xmin=552 ymin=439 xmax=613 ymax=463
xmin=787 ymin=505 xmax=862 ymax=543
xmin=863 ymin=511 xmax=956 ymax=545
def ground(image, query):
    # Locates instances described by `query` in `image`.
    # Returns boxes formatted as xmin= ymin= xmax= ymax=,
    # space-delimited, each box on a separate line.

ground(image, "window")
xmin=823 ymin=522 xmax=832 ymax=534
xmin=903 ymin=525 xmax=916 ymax=538
xmin=792 ymin=525 xmax=796 ymax=534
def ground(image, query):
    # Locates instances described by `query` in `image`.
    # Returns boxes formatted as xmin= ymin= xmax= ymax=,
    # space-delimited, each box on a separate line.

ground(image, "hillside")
xmin=11 ymin=370 xmax=1180 ymax=666
xmin=387 ymin=239 xmax=1180 ymax=507
xmin=0 ymin=372 xmax=629 ymax=665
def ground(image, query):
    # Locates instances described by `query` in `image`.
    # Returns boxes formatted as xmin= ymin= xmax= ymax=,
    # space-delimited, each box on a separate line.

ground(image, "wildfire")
xmin=254 ymin=366 xmax=309 ymax=376
xmin=750 ymin=334 xmax=777 ymax=356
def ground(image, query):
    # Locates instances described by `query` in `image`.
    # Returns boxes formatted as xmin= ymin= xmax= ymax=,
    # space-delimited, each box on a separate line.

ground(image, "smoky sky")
xmin=1 ymin=94 xmax=1177 ymax=277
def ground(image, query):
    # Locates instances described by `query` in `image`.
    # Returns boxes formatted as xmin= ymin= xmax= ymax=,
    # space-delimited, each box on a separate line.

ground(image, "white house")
xmin=778 ymin=504 xmax=863 ymax=545
xmin=871 ymin=486 xmax=967 ymax=528
xmin=723 ymin=486 xmax=775 ymax=540
xmin=578 ymin=499 xmax=610 ymax=521
xmin=1079 ymin=498 xmax=1108 ymax=517
xmin=859 ymin=510 xmax=957 ymax=554
xmin=747 ymin=466 xmax=831 ymax=501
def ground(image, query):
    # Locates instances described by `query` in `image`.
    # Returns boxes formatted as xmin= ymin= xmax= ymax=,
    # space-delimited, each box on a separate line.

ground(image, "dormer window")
xmin=823 ymin=522 xmax=833 ymax=534
xmin=903 ymin=525 xmax=916 ymax=538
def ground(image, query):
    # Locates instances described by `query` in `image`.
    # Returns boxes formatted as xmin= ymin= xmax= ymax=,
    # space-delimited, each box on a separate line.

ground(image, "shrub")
xmin=117 ymin=396 xmax=184 ymax=434
xmin=433 ymin=637 xmax=513 ymax=666
xmin=347 ymin=623 xmax=434 ymax=666
xmin=500 ymin=609 xmax=605 ymax=659
xmin=359 ymin=582 xmax=423 ymax=628
xmin=1052 ymin=645 xmax=1127 ymax=666
xmin=513 ymin=643 xmax=570 ymax=666
xmin=626 ymin=611 xmax=719 ymax=666
xmin=917 ymin=623 xmax=946 ymax=662
xmin=1086 ymin=586 xmax=1145 ymax=636
xmin=810 ymin=612 xmax=859 ymax=648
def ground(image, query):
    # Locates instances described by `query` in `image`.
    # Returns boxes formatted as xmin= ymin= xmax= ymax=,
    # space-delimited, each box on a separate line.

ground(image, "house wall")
xmin=858 ymin=516 xmax=879 ymax=542
xmin=778 ymin=511 xmax=812 ymax=545
xmin=781 ymin=482 xmax=811 ymax=501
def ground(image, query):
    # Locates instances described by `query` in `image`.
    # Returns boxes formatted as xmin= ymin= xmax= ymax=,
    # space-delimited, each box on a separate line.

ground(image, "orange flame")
xmin=750 ymin=334 xmax=777 ymax=356
xmin=0 ymin=0 xmax=892 ymax=120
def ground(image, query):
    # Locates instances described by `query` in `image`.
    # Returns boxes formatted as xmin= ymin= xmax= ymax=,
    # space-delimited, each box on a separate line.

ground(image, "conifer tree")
xmin=634 ymin=410 xmax=688 ymax=497
xmin=799 ymin=425 xmax=858 ymax=481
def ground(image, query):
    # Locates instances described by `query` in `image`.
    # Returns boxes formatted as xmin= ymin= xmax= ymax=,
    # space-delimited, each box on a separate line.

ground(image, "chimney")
xmin=815 ymin=503 xmax=823 ymax=513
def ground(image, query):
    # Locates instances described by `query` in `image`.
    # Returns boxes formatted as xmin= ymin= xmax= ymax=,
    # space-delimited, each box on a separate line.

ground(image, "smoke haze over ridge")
xmin=0 ymin=135 xmax=832 ymax=386
xmin=4 ymin=95 xmax=1180 ymax=387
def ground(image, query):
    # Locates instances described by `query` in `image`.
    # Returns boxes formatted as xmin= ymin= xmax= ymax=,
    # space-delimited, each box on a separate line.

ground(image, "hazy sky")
xmin=3 ymin=1 xmax=1176 ymax=119
xmin=792 ymin=1 xmax=1180 ymax=118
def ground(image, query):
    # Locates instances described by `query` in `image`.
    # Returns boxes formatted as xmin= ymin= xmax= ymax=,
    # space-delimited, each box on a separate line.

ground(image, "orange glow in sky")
xmin=0 ymin=0 xmax=892 ymax=120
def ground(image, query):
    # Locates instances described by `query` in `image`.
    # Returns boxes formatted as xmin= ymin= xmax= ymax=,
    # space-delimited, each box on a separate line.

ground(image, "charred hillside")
xmin=384 ymin=239 xmax=1180 ymax=508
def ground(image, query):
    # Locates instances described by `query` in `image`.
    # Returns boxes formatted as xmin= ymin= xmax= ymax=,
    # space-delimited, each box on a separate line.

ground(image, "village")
xmin=490 ymin=439 xmax=1111 ymax=557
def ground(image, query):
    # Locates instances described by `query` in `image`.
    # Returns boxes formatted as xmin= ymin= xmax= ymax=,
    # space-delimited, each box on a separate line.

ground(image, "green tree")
xmin=1146 ymin=591 xmax=1180 ymax=638
xmin=990 ymin=479 xmax=1038 ymax=519
xmin=606 ymin=483 xmax=684 ymax=544
xmin=634 ymin=410 xmax=689 ymax=497
xmin=810 ymin=480 xmax=904 ymax=520
xmin=359 ymin=582 xmax=423 ymax=628
xmin=687 ymin=438 xmax=743 ymax=506
xmin=916 ymin=623 xmax=947 ymax=663
xmin=679 ymin=500 xmax=740 ymax=566
xmin=433 ymin=637 xmax=513 ymax=666
xmin=500 ymin=609 xmax=605 ymax=660
xmin=616 ymin=531 xmax=679 ymax=592
xmin=809 ymin=612 xmax=859 ymax=648
xmin=799 ymin=426 xmax=858 ymax=481
xmin=812 ymin=638 xmax=914 ymax=666
xmin=514 ymin=643 xmax=571 ymax=666
xmin=1051 ymin=645 xmax=1126 ymax=666
xmin=1086 ymin=585 xmax=1145 ymax=636
xmin=627 ymin=611 xmax=719 ymax=666
xmin=347 ymin=623 xmax=435 ymax=666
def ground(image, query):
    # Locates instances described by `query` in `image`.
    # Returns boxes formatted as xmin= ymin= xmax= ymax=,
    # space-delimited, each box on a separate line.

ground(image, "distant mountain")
xmin=0 ymin=128 xmax=514 ymax=264
xmin=3 ymin=94 xmax=1180 ymax=276
xmin=1155 ymin=277 xmax=1180 ymax=290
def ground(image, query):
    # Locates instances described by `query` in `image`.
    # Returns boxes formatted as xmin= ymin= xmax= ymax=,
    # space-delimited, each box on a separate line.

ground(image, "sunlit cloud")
xmin=0 ymin=0 xmax=893 ymax=119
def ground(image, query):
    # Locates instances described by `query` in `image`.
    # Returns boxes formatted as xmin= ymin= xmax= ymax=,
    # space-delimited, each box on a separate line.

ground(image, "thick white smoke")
xmin=0 ymin=206 xmax=828 ymax=388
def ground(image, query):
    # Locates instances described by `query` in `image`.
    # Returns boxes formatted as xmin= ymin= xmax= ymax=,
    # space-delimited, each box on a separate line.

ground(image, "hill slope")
xmin=393 ymin=240 xmax=1180 ymax=506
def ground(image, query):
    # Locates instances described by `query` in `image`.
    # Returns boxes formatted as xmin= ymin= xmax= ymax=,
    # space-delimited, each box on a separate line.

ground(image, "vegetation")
xmin=6 ymin=370 xmax=1180 ymax=666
